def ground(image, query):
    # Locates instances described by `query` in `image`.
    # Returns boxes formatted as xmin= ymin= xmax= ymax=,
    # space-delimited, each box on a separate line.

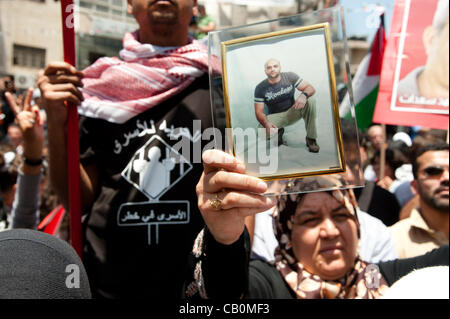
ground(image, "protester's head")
xmin=127 ymin=0 xmax=197 ymax=45
xmin=275 ymin=177 xmax=360 ymax=281
xmin=7 ymin=123 xmax=23 ymax=149
xmin=367 ymin=124 xmax=385 ymax=151
xmin=340 ymin=118 xmax=364 ymax=185
xmin=264 ymin=59 xmax=281 ymax=80
xmin=411 ymin=143 xmax=449 ymax=214
xmin=389 ymin=139 xmax=411 ymax=164
xmin=0 ymin=150 xmax=19 ymax=208
xmin=371 ymin=142 xmax=408 ymax=181
xmin=422 ymin=0 xmax=449 ymax=94
xmin=410 ymin=129 xmax=447 ymax=161
xmin=197 ymin=4 xmax=206 ymax=16
xmin=0 ymin=229 xmax=91 ymax=299
xmin=393 ymin=131 xmax=412 ymax=148
xmin=0 ymin=74 xmax=15 ymax=94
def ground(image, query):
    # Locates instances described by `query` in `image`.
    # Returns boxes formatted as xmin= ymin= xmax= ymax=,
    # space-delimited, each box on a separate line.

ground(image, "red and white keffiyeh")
xmin=79 ymin=31 xmax=211 ymax=124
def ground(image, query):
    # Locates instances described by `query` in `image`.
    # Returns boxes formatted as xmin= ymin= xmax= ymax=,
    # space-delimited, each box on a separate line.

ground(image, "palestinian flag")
xmin=340 ymin=14 xmax=386 ymax=131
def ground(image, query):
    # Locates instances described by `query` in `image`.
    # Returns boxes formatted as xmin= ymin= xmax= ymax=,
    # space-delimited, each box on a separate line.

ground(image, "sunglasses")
xmin=422 ymin=165 xmax=448 ymax=177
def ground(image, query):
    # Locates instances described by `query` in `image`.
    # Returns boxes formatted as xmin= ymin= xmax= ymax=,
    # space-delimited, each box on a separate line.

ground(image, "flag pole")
xmin=379 ymin=124 xmax=386 ymax=180
xmin=60 ymin=0 xmax=82 ymax=259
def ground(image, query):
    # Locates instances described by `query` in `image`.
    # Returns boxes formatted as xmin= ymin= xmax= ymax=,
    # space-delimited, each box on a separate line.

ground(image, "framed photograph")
xmin=221 ymin=22 xmax=346 ymax=181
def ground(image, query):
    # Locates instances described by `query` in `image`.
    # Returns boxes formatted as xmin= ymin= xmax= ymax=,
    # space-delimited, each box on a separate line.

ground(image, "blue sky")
xmin=339 ymin=0 xmax=395 ymax=42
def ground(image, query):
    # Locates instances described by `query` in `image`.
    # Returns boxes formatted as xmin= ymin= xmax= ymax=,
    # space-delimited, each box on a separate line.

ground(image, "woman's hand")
xmin=196 ymin=150 xmax=276 ymax=245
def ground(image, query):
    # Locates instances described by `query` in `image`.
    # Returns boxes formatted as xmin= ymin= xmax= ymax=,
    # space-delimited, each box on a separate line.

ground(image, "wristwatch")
xmin=22 ymin=155 xmax=44 ymax=166
xmin=301 ymin=92 xmax=309 ymax=98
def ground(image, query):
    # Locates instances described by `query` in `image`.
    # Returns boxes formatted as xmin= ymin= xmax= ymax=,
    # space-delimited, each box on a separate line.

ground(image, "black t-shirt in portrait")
xmin=79 ymin=74 xmax=212 ymax=299
xmin=254 ymin=72 xmax=302 ymax=114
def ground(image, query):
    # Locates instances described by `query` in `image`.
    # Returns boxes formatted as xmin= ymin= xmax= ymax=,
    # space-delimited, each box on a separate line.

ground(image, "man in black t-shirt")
xmin=254 ymin=58 xmax=319 ymax=152
xmin=38 ymin=0 xmax=214 ymax=299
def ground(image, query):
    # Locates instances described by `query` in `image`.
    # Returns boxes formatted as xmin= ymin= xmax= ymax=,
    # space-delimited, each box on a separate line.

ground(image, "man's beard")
xmin=148 ymin=11 xmax=179 ymax=37
xmin=150 ymin=10 xmax=178 ymax=25
xmin=148 ymin=0 xmax=179 ymax=27
xmin=419 ymin=185 xmax=449 ymax=213
xmin=268 ymin=73 xmax=280 ymax=80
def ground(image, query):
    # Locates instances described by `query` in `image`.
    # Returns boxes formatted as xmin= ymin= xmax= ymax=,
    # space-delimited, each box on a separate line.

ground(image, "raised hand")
xmin=37 ymin=62 xmax=84 ymax=127
xmin=196 ymin=150 xmax=276 ymax=245
xmin=5 ymin=87 xmax=44 ymax=174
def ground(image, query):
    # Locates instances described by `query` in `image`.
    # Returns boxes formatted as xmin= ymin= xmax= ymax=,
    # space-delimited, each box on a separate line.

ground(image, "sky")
xmin=339 ymin=0 xmax=395 ymax=42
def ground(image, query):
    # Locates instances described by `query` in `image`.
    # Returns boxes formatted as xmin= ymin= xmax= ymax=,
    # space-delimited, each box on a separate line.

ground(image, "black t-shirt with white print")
xmin=79 ymin=74 xmax=212 ymax=299
xmin=254 ymin=72 xmax=302 ymax=114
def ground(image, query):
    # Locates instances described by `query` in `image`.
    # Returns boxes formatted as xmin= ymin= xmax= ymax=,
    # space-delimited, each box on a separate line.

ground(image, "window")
xmin=112 ymin=9 xmax=123 ymax=16
xmin=13 ymin=45 xmax=46 ymax=69
xmin=112 ymin=0 xmax=124 ymax=7
xmin=96 ymin=5 xmax=109 ymax=13
xmin=79 ymin=1 xmax=93 ymax=9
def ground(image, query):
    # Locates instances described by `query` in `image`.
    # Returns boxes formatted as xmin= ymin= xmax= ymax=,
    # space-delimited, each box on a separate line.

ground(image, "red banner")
xmin=373 ymin=0 xmax=448 ymax=129
xmin=60 ymin=0 xmax=82 ymax=258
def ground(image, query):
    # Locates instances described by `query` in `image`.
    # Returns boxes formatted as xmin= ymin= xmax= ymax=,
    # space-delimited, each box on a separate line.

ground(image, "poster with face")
xmin=373 ymin=0 xmax=448 ymax=129
xmin=392 ymin=0 xmax=449 ymax=114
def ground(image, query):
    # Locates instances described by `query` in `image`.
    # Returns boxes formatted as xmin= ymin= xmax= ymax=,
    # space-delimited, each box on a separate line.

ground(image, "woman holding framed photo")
xmin=185 ymin=149 xmax=449 ymax=299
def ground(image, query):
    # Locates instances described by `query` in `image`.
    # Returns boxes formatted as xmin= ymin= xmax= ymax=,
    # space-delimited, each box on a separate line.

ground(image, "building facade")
xmin=0 ymin=0 xmax=366 ymax=91
xmin=0 ymin=0 xmax=63 ymax=90
xmin=0 ymin=0 xmax=137 ymax=90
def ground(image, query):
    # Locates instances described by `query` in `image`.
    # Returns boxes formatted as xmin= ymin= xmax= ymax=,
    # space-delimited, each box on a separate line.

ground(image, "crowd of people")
xmin=0 ymin=0 xmax=448 ymax=300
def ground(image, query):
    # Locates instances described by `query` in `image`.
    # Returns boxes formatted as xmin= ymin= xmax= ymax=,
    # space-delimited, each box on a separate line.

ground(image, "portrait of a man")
xmin=221 ymin=24 xmax=345 ymax=180
xmin=395 ymin=0 xmax=449 ymax=112
xmin=254 ymin=58 xmax=319 ymax=153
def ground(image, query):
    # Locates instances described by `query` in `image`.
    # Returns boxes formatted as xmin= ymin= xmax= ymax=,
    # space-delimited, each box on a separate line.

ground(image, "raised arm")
xmin=5 ymin=88 xmax=42 ymax=229
xmin=188 ymin=149 xmax=276 ymax=298
xmin=38 ymin=62 xmax=99 ymax=212
xmin=197 ymin=149 xmax=275 ymax=245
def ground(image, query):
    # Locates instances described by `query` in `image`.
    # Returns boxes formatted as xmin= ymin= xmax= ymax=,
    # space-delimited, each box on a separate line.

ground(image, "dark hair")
xmin=0 ymin=150 xmax=20 ymax=193
xmin=371 ymin=143 xmax=409 ymax=173
xmin=389 ymin=139 xmax=411 ymax=161
xmin=412 ymin=142 xmax=449 ymax=179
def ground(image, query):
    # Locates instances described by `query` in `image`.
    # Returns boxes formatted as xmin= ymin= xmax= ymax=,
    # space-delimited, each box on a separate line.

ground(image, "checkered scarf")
xmin=79 ymin=30 xmax=213 ymax=124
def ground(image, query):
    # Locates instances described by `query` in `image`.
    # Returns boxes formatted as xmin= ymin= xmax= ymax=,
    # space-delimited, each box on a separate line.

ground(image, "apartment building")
xmin=0 ymin=0 xmax=63 ymax=90
xmin=0 ymin=0 xmax=137 ymax=90
xmin=0 ymin=0 xmax=365 ymax=91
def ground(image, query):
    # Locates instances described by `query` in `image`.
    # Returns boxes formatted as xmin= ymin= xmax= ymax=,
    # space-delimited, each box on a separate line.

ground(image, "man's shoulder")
xmin=281 ymin=71 xmax=300 ymax=78
xmin=389 ymin=215 xmax=414 ymax=234
xmin=281 ymin=72 xmax=301 ymax=84
xmin=204 ymin=14 xmax=215 ymax=23
xmin=255 ymin=79 xmax=269 ymax=91
xmin=282 ymin=71 xmax=298 ymax=76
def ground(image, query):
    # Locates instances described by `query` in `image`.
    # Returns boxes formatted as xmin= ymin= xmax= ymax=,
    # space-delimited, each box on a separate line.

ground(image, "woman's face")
xmin=290 ymin=192 xmax=359 ymax=281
